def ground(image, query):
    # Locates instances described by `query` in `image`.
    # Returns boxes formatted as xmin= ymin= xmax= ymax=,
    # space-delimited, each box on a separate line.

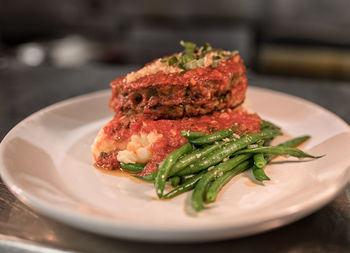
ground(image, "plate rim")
xmin=1 ymin=86 xmax=350 ymax=242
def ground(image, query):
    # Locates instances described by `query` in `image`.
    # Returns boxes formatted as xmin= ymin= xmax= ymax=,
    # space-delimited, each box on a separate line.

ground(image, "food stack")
xmin=92 ymin=41 xmax=262 ymax=173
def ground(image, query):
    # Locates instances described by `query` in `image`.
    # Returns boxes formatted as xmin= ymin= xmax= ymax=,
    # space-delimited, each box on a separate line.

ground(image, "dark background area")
xmin=1 ymin=0 xmax=350 ymax=139
xmin=2 ymin=0 xmax=350 ymax=139
xmin=1 ymin=0 xmax=350 ymax=79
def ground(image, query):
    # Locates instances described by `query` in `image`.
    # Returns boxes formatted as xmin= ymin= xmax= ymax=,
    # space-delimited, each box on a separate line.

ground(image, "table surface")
xmin=0 ymin=64 xmax=350 ymax=253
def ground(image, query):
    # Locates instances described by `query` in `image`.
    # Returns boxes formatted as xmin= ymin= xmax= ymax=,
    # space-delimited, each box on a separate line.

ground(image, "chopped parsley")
xmin=162 ymin=41 xmax=239 ymax=70
xmin=167 ymin=56 xmax=178 ymax=66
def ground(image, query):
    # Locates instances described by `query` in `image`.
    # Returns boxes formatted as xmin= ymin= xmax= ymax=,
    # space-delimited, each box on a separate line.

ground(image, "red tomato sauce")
xmin=96 ymin=107 xmax=261 ymax=174
xmin=111 ymin=55 xmax=244 ymax=90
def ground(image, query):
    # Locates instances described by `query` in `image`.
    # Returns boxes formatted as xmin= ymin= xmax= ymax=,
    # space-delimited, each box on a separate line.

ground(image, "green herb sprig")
xmin=162 ymin=41 xmax=239 ymax=70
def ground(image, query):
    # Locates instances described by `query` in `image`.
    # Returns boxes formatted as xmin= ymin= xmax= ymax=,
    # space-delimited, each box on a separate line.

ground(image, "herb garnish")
xmin=167 ymin=56 xmax=178 ymax=66
xmin=162 ymin=41 xmax=239 ymax=70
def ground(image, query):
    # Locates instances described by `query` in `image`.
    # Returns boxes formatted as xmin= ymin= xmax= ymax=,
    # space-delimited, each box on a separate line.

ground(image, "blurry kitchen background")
xmin=1 ymin=0 xmax=350 ymax=79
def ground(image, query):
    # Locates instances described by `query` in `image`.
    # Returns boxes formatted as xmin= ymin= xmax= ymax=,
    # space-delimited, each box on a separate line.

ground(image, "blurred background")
xmin=1 ymin=0 xmax=350 ymax=139
xmin=1 ymin=0 xmax=350 ymax=79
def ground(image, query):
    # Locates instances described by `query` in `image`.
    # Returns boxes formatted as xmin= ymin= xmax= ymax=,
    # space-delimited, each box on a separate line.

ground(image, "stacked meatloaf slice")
xmin=109 ymin=54 xmax=247 ymax=119
xmin=92 ymin=42 xmax=261 ymax=172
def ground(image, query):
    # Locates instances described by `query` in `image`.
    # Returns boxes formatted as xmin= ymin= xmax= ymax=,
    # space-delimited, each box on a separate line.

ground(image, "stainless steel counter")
xmin=1 ymin=64 xmax=349 ymax=252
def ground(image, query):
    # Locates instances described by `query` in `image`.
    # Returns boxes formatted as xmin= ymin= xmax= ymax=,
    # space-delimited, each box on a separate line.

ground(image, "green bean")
xmin=205 ymin=160 xmax=253 ymax=203
xmin=169 ymin=142 xmax=225 ymax=176
xmin=260 ymin=120 xmax=281 ymax=132
xmin=133 ymin=171 xmax=158 ymax=182
xmin=265 ymin=135 xmax=311 ymax=162
xmin=251 ymin=139 xmax=269 ymax=181
xmin=253 ymin=135 xmax=311 ymax=182
xmin=252 ymin=164 xmax=270 ymax=181
xmin=120 ymin=163 xmax=145 ymax=173
xmin=177 ymin=129 xmax=280 ymax=176
xmin=189 ymin=128 xmax=234 ymax=145
xmin=181 ymin=130 xmax=206 ymax=140
xmin=163 ymin=171 xmax=207 ymax=199
xmin=170 ymin=176 xmax=181 ymax=187
xmin=253 ymin=153 xmax=266 ymax=169
xmin=155 ymin=143 xmax=193 ymax=198
xmin=191 ymin=154 xmax=252 ymax=212
xmin=236 ymin=146 xmax=322 ymax=159
xmin=260 ymin=121 xmax=282 ymax=145
xmin=279 ymin=136 xmax=310 ymax=148
xmin=252 ymin=153 xmax=269 ymax=181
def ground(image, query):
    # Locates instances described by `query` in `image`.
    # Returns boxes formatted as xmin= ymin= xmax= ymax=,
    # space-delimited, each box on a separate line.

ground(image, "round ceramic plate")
xmin=1 ymin=87 xmax=350 ymax=242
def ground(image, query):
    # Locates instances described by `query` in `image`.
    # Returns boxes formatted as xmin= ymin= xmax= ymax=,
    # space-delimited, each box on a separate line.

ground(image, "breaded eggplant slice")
xmin=109 ymin=54 xmax=247 ymax=119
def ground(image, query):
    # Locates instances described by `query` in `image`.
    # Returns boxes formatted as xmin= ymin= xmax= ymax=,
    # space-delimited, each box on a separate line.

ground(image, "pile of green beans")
xmin=127 ymin=121 xmax=323 ymax=213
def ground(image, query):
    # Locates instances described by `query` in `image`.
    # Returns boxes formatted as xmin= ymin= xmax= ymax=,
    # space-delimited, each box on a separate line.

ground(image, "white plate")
xmin=1 ymin=87 xmax=350 ymax=242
